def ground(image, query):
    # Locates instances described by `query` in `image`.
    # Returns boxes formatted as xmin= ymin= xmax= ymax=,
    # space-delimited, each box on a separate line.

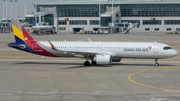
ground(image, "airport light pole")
xmin=111 ymin=0 xmax=113 ymax=34
xmin=24 ymin=0 xmax=26 ymax=23
xmin=10 ymin=0 xmax=13 ymax=32
xmin=3 ymin=0 xmax=5 ymax=19
xmin=99 ymin=0 xmax=101 ymax=32
xmin=6 ymin=0 xmax=7 ymax=20
xmin=3 ymin=0 xmax=5 ymax=33
xmin=5 ymin=0 xmax=8 ymax=33
xmin=35 ymin=2 xmax=37 ymax=25
xmin=15 ymin=0 xmax=18 ymax=18
xmin=25 ymin=0 xmax=26 ymax=16
xmin=10 ymin=0 xmax=12 ymax=19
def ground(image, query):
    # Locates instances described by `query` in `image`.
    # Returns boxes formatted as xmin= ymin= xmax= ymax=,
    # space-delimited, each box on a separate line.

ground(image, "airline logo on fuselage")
xmin=124 ymin=46 xmax=152 ymax=52
xmin=148 ymin=46 xmax=152 ymax=50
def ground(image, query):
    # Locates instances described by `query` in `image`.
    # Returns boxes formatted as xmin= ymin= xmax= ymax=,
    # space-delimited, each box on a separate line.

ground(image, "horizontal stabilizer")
xmin=8 ymin=43 xmax=26 ymax=49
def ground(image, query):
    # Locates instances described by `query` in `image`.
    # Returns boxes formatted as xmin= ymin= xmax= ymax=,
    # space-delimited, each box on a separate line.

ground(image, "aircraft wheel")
xmin=155 ymin=59 xmax=159 ymax=66
xmin=155 ymin=63 xmax=159 ymax=66
xmin=46 ymin=32 xmax=49 ymax=34
xmin=84 ymin=61 xmax=90 ymax=66
xmin=35 ymin=31 xmax=39 ymax=35
xmin=92 ymin=60 xmax=96 ymax=65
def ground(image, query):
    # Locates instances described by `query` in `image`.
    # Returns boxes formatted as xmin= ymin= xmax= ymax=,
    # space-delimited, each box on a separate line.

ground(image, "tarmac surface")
xmin=0 ymin=32 xmax=180 ymax=101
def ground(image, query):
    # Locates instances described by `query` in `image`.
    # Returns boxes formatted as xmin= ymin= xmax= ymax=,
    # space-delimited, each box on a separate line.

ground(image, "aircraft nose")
xmin=172 ymin=50 xmax=177 ymax=56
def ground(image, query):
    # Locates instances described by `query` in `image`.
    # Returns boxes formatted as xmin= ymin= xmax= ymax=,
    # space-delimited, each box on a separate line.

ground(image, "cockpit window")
xmin=163 ymin=46 xmax=172 ymax=50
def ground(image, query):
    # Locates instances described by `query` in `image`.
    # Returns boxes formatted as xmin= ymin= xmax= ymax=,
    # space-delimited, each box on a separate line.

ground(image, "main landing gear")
xmin=84 ymin=55 xmax=96 ymax=66
xmin=91 ymin=60 xmax=96 ymax=65
xmin=84 ymin=61 xmax=90 ymax=66
xmin=155 ymin=59 xmax=159 ymax=66
xmin=84 ymin=60 xmax=97 ymax=66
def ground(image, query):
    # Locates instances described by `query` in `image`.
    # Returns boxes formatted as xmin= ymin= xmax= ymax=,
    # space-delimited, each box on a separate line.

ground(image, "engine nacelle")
xmin=94 ymin=55 xmax=112 ymax=65
xmin=111 ymin=58 xmax=121 ymax=62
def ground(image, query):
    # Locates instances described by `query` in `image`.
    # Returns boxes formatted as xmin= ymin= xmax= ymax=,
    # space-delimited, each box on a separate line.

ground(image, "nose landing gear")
xmin=155 ymin=59 xmax=159 ymax=66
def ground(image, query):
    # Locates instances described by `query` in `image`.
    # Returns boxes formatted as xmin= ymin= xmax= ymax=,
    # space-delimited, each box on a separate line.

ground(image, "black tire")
xmin=84 ymin=61 xmax=90 ymax=66
xmin=35 ymin=31 xmax=38 ymax=35
xmin=155 ymin=63 xmax=159 ymax=66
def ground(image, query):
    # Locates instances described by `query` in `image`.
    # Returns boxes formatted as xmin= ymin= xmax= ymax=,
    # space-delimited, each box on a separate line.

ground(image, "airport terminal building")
xmin=33 ymin=0 xmax=180 ymax=33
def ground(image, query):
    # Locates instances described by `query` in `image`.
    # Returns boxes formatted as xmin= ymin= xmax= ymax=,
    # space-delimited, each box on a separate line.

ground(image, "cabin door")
xmin=154 ymin=44 xmax=159 ymax=53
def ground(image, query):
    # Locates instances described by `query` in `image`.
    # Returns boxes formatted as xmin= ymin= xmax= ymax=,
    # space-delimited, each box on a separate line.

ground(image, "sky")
xmin=0 ymin=0 xmax=63 ymax=19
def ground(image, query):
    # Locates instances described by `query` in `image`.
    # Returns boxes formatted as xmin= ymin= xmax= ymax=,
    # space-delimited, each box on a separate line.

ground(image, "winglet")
xmin=48 ymin=41 xmax=57 ymax=50
xmin=88 ymin=37 xmax=92 ymax=42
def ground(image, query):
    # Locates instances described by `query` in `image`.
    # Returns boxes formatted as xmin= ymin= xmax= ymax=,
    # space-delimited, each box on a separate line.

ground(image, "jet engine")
xmin=93 ymin=54 xmax=112 ymax=65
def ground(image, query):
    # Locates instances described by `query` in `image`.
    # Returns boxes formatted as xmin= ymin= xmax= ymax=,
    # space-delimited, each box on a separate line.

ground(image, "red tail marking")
xmin=22 ymin=25 xmax=35 ymax=49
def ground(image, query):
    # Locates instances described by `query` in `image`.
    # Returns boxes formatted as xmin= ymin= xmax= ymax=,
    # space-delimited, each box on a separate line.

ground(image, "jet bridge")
xmin=35 ymin=11 xmax=54 ymax=25
xmin=109 ymin=22 xmax=139 ymax=34
xmin=100 ymin=5 xmax=140 ymax=34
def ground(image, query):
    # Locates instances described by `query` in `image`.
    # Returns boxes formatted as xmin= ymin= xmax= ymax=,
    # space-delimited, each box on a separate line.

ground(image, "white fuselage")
xmin=38 ymin=41 xmax=177 ymax=59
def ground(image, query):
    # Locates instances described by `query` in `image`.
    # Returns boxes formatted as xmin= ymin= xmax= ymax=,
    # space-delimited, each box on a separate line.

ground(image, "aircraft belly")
xmin=55 ymin=54 xmax=74 ymax=57
xmin=44 ymin=50 xmax=74 ymax=57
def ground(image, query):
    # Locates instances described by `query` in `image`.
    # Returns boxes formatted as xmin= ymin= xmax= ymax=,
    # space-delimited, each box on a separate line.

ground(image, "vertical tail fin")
xmin=10 ymin=19 xmax=58 ymax=57
xmin=11 ymin=19 xmax=35 ymax=43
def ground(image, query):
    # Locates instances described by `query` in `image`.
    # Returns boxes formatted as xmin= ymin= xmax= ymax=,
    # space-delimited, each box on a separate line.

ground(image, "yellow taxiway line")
xmin=128 ymin=67 xmax=180 ymax=92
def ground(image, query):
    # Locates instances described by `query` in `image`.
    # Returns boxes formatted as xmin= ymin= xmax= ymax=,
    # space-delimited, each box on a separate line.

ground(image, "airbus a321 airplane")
xmin=8 ymin=19 xmax=177 ymax=66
